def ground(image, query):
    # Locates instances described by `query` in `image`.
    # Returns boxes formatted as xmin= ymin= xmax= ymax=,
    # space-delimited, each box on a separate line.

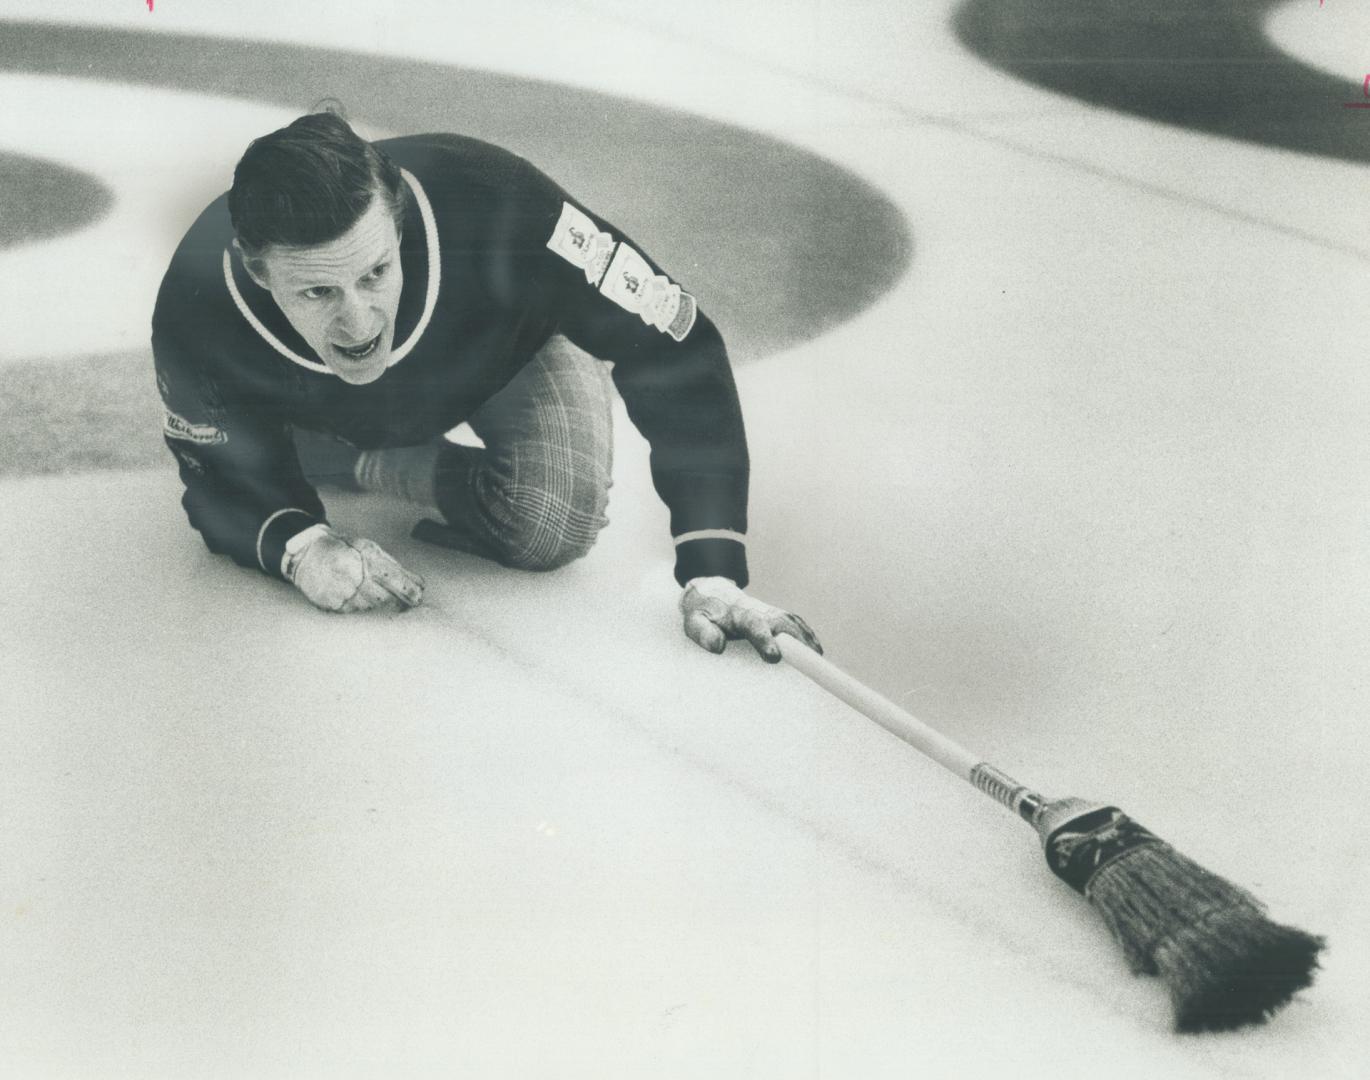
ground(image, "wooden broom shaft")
xmin=776 ymin=635 xmax=981 ymax=780
xmin=777 ymin=636 xmax=1044 ymax=822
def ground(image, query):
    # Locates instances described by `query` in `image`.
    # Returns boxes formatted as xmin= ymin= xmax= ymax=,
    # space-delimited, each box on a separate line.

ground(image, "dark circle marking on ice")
xmin=0 ymin=21 xmax=912 ymax=360
xmin=954 ymin=0 xmax=1370 ymax=164
xmin=0 ymin=152 xmax=115 ymax=250
xmin=0 ymin=20 xmax=912 ymax=475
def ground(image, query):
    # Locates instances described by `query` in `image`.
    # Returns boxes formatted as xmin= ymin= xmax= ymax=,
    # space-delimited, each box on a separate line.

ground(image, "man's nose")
xmin=334 ymin=293 xmax=372 ymax=338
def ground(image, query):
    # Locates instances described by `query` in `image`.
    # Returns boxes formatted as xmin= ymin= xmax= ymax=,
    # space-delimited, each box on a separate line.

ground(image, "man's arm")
xmin=152 ymin=328 xmax=422 ymax=610
xmin=492 ymin=157 xmax=820 ymax=659
xmin=153 ymin=327 xmax=325 ymax=578
xmin=499 ymin=163 xmax=751 ymax=588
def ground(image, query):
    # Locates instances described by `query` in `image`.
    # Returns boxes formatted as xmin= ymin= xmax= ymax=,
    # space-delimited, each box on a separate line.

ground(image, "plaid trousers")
xmin=296 ymin=335 xmax=615 ymax=569
xmin=430 ymin=334 xmax=614 ymax=569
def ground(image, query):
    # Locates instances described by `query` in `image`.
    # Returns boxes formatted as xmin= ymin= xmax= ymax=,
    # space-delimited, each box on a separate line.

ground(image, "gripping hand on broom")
xmin=680 ymin=576 xmax=823 ymax=662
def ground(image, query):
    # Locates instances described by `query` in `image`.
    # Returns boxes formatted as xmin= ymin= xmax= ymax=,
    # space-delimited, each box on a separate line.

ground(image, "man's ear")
xmin=233 ymin=239 xmax=271 ymax=290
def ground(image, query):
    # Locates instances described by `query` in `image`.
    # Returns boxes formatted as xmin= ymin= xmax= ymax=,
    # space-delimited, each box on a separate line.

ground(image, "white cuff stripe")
xmin=673 ymin=529 xmax=746 ymax=547
xmin=257 ymin=508 xmax=311 ymax=573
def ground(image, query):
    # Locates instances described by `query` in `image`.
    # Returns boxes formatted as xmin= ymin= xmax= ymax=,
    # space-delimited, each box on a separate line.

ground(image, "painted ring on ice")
xmin=0 ymin=152 xmax=113 ymax=251
xmin=0 ymin=21 xmax=911 ymax=475
xmin=953 ymin=0 xmax=1370 ymax=164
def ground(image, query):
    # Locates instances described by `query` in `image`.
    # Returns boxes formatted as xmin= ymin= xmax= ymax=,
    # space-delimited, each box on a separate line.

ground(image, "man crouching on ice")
xmin=151 ymin=109 xmax=821 ymax=662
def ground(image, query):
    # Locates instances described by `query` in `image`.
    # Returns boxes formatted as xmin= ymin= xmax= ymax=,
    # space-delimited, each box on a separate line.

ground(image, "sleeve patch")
xmin=546 ymin=202 xmax=616 ymax=285
xmin=599 ymin=243 xmax=697 ymax=342
xmin=164 ymin=408 xmax=227 ymax=445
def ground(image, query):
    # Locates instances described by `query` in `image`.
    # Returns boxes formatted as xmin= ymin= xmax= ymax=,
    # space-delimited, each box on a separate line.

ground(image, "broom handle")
xmin=776 ymin=635 xmax=1043 ymax=823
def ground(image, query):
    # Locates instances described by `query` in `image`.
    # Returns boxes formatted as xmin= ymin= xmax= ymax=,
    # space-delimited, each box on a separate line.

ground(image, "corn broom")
xmin=776 ymin=635 xmax=1324 ymax=1032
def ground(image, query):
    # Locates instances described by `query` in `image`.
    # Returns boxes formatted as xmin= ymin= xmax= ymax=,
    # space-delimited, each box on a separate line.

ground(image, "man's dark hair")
xmin=228 ymin=110 xmax=408 ymax=256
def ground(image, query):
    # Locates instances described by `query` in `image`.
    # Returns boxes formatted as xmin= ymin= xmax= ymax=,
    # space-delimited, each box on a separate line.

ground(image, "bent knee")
xmin=437 ymin=449 xmax=612 ymax=571
xmin=502 ymin=508 xmax=606 ymax=571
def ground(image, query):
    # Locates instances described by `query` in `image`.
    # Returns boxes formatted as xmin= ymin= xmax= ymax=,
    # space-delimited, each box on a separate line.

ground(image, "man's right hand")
xmin=283 ymin=524 xmax=424 ymax=613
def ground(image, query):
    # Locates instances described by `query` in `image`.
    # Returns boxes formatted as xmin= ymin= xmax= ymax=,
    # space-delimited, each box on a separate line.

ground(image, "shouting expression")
xmin=242 ymin=194 xmax=404 ymax=385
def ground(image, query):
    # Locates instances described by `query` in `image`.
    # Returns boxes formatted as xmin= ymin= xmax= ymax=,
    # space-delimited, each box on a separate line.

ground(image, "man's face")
xmin=244 ymin=195 xmax=404 ymax=385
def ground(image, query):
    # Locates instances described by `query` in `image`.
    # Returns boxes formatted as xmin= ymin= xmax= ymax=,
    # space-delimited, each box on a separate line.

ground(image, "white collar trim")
xmin=222 ymin=168 xmax=441 ymax=375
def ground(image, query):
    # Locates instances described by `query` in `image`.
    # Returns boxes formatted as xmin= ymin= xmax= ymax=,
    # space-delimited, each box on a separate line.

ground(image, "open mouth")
xmin=332 ymin=332 xmax=382 ymax=361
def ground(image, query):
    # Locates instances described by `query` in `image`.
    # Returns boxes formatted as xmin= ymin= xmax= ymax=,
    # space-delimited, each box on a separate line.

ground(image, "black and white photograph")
xmin=0 ymin=1 xmax=1364 ymax=1076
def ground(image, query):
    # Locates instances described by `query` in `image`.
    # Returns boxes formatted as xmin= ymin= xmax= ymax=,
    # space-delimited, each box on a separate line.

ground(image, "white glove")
xmin=679 ymin=576 xmax=822 ymax=663
xmin=283 ymin=524 xmax=424 ymax=613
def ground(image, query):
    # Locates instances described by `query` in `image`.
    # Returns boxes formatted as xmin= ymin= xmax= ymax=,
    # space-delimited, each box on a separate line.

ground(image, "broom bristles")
xmin=1036 ymin=799 xmax=1325 ymax=1033
xmin=1088 ymin=842 xmax=1325 ymax=1032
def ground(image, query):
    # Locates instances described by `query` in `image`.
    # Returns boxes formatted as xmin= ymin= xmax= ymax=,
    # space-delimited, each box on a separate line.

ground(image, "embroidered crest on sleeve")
xmin=599 ymin=243 xmax=697 ymax=342
xmin=163 ymin=408 xmax=227 ymax=445
xmin=546 ymin=202 xmax=616 ymax=285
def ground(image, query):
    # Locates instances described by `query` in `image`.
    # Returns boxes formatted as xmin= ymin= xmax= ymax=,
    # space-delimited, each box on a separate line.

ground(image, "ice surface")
xmin=1 ymin=0 xmax=1366 ymax=1076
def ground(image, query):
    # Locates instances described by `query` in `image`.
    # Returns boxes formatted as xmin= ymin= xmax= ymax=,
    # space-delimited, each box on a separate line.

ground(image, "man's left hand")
xmin=680 ymin=576 xmax=823 ymax=663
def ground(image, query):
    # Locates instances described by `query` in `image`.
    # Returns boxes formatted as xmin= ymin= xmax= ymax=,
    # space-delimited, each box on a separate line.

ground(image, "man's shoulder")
xmin=379 ymin=132 xmax=529 ymax=176
xmin=152 ymin=193 xmax=277 ymax=386
xmin=153 ymin=195 xmax=237 ymax=329
xmin=380 ymin=133 xmax=562 ymax=211
xmin=167 ymin=191 xmax=234 ymax=260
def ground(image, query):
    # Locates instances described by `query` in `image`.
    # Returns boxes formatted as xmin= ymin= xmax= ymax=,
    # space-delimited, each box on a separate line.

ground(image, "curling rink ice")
xmin=1 ymin=1 xmax=1368 ymax=1076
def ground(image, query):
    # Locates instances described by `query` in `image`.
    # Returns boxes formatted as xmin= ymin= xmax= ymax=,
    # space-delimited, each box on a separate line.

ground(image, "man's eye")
xmin=365 ymin=263 xmax=390 ymax=282
xmin=301 ymin=286 xmax=332 ymax=301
